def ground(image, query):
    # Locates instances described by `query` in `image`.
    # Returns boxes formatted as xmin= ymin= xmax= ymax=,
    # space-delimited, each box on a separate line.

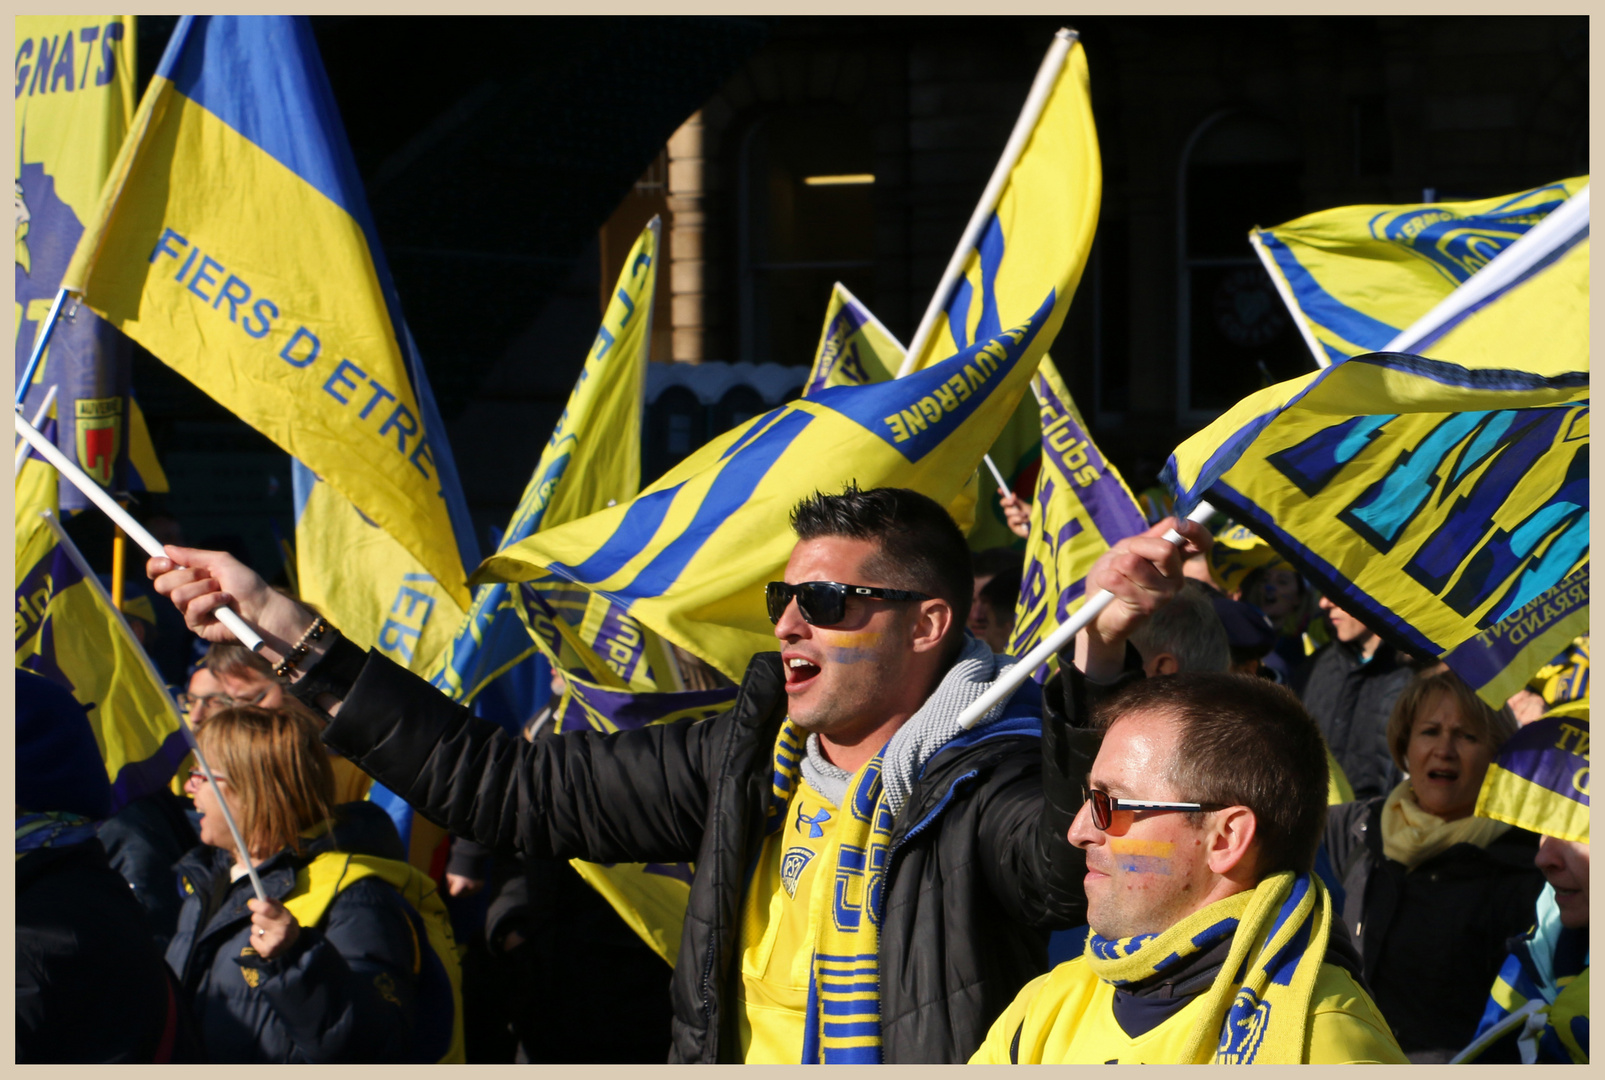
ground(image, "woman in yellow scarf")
xmin=1323 ymin=668 xmax=1544 ymax=1061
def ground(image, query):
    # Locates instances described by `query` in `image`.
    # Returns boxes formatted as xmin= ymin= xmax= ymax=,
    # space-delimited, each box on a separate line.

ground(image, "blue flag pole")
xmin=15 ymin=287 xmax=70 ymax=409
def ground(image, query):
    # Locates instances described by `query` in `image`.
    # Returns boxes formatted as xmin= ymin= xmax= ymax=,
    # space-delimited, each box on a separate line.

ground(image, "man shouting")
xmin=150 ymin=485 xmax=1205 ymax=1063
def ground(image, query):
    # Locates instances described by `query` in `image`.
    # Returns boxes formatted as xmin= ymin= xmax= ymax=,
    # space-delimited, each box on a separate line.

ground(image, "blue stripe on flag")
xmin=1257 ymin=231 xmax=1401 ymax=352
xmin=609 ymin=410 xmax=815 ymax=602
xmin=551 ymin=482 xmax=687 ymax=585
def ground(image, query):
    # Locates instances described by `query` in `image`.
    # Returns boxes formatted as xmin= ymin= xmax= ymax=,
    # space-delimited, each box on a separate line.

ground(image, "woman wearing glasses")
xmin=1322 ymin=669 xmax=1544 ymax=1061
xmin=165 ymin=704 xmax=462 ymax=1062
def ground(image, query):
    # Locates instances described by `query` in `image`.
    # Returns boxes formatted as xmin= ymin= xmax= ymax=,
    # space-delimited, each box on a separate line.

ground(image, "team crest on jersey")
xmin=780 ymin=846 xmax=816 ymax=899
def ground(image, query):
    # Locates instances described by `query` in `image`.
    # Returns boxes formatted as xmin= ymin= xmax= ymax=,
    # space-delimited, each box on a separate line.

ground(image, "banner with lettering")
xmin=63 ymin=16 xmax=476 ymax=605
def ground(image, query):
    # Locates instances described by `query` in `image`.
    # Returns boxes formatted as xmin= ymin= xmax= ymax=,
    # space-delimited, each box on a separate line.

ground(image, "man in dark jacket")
xmin=148 ymin=486 xmax=1204 ymax=1063
xmin=1293 ymin=593 xmax=1416 ymax=799
xmin=15 ymin=670 xmax=204 ymax=1063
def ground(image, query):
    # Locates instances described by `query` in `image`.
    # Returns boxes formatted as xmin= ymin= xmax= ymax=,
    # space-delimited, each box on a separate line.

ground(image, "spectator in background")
xmin=167 ymin=704 xmax=460 ymax=1062
xmin=970 ymin=546 xmax=1024 ymax=654
xmin=1323 ymin=669 xmax=1542 ymax=1061
xmin=16 ymin=671 xmax=203 ymax=1063
xmin=1128 ymin=581 xmax=1230 ymax=677
xmin=1293 ymin=593 xmax=1416 ymax=800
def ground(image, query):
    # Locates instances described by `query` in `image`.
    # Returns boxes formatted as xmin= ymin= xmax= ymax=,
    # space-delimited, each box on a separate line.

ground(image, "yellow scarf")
xmin=1085 ymin=871 xmax=1333 ymax=1064
xmin=769 ymin=719 xmax=891 ymax=1064
xmin=1380 ymin=780 xmax=1509 ymax=870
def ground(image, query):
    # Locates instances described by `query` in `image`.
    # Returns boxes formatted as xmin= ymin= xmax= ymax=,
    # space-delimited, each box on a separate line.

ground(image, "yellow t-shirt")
xmin=730 ymin=779 xmax=845 ymax=1063
xmin=971 ymin=955 xmax=1408 ymax=1064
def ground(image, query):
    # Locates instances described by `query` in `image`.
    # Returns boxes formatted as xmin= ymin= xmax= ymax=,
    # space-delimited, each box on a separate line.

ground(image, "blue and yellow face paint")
xmin=1110 ymin=837 xmax=1176 ymax=875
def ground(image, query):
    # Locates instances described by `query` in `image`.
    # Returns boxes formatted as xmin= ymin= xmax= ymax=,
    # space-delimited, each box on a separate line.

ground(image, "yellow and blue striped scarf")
xmin=1085 ymin=871 xmax=1332 ymax=1063
xmin=768 ymin=718 xmax=893 ymax=1063
xmin=15 ymin=811 xmax=99 ymax=860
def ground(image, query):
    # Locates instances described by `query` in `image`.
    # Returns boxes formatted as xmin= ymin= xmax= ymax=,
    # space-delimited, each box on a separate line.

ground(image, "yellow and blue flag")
xmin=15 ymin=398 xmax=60 ymax=535
xmin=802 ymin=282 xmax=903 ymax=396
xmin=292 ymin=328 xmax=478 ymax=677
xmin=1475 ymin=716 xmax=1588 ymax=843
xmin=903 ymin=32 xmax=1101 ymax=550
xmin=1252 ymin=176 xmax=1587 ymax=366
xmin=62 ymin=15 xmax=475 ymax=606
xmin=552 ymin=671 xmax=738 ymax=966
xmin=15 ymin=16 xmax=167 ymax=509
xmin=480 ymin=292 xmax=1063 ymax=683
xmin=432 ymin=219 xmax=666 ymax=704
xmin=1008 ymin=355 xmax=1146 ymax=673
xmin=16 ymin=510 xmax=186 ymax=812
xmin=1165 ymin=197 xmax=1588 ymax=709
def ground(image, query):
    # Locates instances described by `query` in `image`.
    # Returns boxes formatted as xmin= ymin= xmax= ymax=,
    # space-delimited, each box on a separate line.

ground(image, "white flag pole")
xmin=14 ymin=409 xmax=265 ymax=652
xmin=896 ymin=28 xmax=1077 ymax=377
xmin=14 ymin=384 xmax=58 ymax=478
xmin=981 ymin=453 xmax=1010 ymax=494
xmin=37 ymin=510 xmax=268 ymax=903
xmin=1250 ymin=231 xmax=1332 ymax=369
xmin=957 ymin=500 xmax=1216 ymax=731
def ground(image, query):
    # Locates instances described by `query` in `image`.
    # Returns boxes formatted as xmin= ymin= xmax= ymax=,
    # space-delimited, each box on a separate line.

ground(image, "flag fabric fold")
xmin=15 ymin=16 xmax=166 ymax=509
xmin=1166 ymin=194 xmax=1587 ymax=708
xmin=1008 ymin=355 xmax=1146 ymax=673
xmin=432 ymin=218 xmax=665 ymax=703
xmin=903 ymin=32 xmax=1101 ymax=550
xmin=480 ymin=293 xmax=1062 ymax=683
xmin=63 ymin=15 xmax=474 ymax=606
xmin=15 ymin=510 xmax=186 ymax=813
xmin=1252 ymin=176 xmax=1587 ymax=366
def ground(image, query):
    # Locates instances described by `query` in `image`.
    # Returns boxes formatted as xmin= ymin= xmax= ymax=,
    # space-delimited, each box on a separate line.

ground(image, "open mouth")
xmin=1424 ymin=768 xmax=1459 ymax=783
xmin=784 ymin=655 xmax=822 ymax=688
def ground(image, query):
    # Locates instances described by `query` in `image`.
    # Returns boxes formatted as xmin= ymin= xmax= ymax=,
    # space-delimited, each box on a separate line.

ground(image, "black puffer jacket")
xmin=166 ymin=802 xmax=441 ymax=1063
xmin=1293 ymin=641 xmax=1415 ymax=799
xmin=97 ymin=788 xmax=200 ymax=949
xmin=1323 ymin=796 xmax=1545 ymax=1062
xmin=322 ymin=645 xmax=1111 ymax=1063
xmin=17 ymin=839 xmax=205 ymax=1063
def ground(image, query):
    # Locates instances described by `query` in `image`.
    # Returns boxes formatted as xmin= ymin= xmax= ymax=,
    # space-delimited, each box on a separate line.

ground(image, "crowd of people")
xmin=16 ymin=484 xmax=1588 ymax=1064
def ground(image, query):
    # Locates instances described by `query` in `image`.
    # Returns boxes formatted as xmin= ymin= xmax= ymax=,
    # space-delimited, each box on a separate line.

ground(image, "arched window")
xmin=1176 ymin=110 xmax=1307 ymax=426
xmin=738 ymin=106 xmax=875 ymax=367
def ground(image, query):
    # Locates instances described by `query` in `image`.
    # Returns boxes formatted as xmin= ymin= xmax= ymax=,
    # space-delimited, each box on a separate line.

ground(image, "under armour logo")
xmin=796 ymin=805 xmax=831 ymax=838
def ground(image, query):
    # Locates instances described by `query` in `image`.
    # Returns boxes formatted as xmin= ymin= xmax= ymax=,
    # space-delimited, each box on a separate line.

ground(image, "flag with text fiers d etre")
xmin=16 ymin=512 xmax=187 ymax=813
xmin=433 ymin=219 xmax=667 ymax=704
xmin=1008 ymin=355 xmax=1146 ymax=675
xmin=553 ymin=670 xmax=739 ymax=967
xmin=15 ymin=16 xmax=168 ymax=510
xmin=478 ymin=297 xmax=1060 ymax=683
xmin=1252 ymin=176 xmax=1587 ymax=367
xmin=62 ymin=15 xmax=475 ymax=607
xmin=904 ymin=34 xmax=1100 ymax=550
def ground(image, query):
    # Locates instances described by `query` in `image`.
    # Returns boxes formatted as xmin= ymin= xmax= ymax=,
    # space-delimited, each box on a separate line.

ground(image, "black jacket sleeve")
xmin=241 ymin=877 xmax=421 ymax=1063
xmin=974 ymin=643 xmax=1146 ymax=930
xmin=321 ymin=650 xmax=718 ymax=864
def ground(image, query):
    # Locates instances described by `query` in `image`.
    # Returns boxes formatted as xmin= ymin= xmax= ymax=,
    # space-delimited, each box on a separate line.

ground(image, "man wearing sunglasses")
xmin=972 ymin=673 xmax=1406 ymax=1064
xmin=148 ymin=485 xmax=1207 ymax=1064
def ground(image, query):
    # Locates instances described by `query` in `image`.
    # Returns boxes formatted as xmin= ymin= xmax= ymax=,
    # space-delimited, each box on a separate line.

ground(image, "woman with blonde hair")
xmin=166 ymin=705 xmax=462 ymax=1063
xmin=1323 ymin=668 xmax=1545 ymax=1061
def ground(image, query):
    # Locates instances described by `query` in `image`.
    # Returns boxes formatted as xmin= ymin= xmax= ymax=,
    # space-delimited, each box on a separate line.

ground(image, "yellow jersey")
xmin=971 ymin=955 xmax=1407 ymax=1064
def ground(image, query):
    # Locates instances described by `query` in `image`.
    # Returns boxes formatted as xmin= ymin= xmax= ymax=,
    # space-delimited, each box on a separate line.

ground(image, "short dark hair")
xmin=1096 ymin=672 xmax=1330 ymax=877
xmin=791 ymin=485 xmax=972 ymax=655
xmin=204 ymin=640 xmax=276 ymax=682
xmin=972 ymin=546 xmax=1022 ymax=581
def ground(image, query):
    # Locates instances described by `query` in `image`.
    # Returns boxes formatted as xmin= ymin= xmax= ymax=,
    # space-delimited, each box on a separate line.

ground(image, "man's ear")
xmin=1205 ymin=806 xmax=1259 ymax=882
xmin=910 ymin=598 xmax=954 ymax=654
xmin=1146 ymin=653 xmax=1180 ymax=677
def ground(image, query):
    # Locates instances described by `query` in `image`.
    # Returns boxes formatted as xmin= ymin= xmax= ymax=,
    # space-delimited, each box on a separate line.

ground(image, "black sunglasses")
xmin=1083 ymin=785 xmax=1227 ymax=831
xmin=765 ymin=580 xmax=932 ymax=628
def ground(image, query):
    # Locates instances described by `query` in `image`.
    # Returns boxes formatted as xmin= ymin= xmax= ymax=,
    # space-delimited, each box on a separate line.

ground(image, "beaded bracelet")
xmin=273 ymin=615 xmax=331 ymax=679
